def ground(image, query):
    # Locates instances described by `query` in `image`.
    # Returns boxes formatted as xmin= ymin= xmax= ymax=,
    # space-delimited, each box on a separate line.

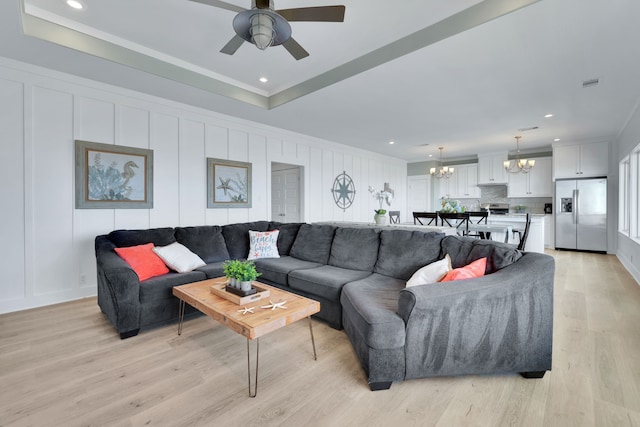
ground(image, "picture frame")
xmin=75 ymin=140 xmax=153 ymax=209
xmin=207 ymin=158 xmax=252 ymax=208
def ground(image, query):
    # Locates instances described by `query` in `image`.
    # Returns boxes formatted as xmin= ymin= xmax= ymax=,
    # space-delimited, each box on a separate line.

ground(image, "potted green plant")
xmin=236 ymin=260 xmax=261 ymax=292
xmin=223 ymin=259 xmax=243 ymax=288
xmin=368 ymin=185 xmax=394 ymax=225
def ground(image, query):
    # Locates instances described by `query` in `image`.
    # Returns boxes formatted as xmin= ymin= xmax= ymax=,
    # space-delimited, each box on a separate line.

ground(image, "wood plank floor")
xmin=1 ymin=250 xmax=640 ymax=426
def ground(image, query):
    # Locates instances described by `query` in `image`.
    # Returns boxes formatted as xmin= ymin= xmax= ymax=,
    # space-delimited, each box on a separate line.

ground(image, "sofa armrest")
xmin=397 ymin=252 xmax=554 ymax=379
xmin=95 ymin=236 xmax=141 ymax=336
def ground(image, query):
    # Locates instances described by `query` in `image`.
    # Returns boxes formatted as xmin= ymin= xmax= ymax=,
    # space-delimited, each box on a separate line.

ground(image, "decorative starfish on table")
xmin=216 ymin=177 xmax=232 ymax=195
xmin=260 ymin=300 xmax=288 ymax=310
xmin=237 ymin=306 xmax=254 ymax=315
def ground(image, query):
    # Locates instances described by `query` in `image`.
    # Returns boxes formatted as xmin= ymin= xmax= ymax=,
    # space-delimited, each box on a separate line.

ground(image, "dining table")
xmin=466 ymin=222 xmax=514 ymax=243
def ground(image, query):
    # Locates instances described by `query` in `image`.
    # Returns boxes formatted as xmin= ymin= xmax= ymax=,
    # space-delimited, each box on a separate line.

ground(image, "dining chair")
xmin=389 ymin=211 xmax=401 ymax=224
xmin=438 ymin=212 xmax=470 ymax=236
xmin=514 ymin=213 xmax=531 ymax=251
xmin=413 ymin=212 xmax=438 ymax=225
xmin=466 ymin=211 xmax=489 ymax=239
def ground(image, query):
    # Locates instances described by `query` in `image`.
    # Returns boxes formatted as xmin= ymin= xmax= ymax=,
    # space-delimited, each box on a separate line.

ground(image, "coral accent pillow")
xmin=153 ymin=242 xmax=206 ymax=273
xmin=406 ymin=254 xmax=452 ymax=287
xmin=247 ymin=230 xmax=280 ymax=260
xmin=114 ymin=243 xmax=169 ymax=281
xmin=440 ymin=257 xmax=487 ymax=282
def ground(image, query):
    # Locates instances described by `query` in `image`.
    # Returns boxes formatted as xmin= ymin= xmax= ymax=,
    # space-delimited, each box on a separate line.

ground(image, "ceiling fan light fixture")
xmin=250 ymin=13 xmax=275 ymax=50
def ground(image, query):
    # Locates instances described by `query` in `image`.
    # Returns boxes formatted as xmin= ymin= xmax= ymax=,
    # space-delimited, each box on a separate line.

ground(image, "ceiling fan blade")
xmin=188 ymin=0 xmax=246 ymax=13
xmin=282 ymin=37 xmax=309 ymax=60
xmin=276 ymin=6 xmax=345 ymax=22
xmin=220 ymin=35 xmax=245 ymax=55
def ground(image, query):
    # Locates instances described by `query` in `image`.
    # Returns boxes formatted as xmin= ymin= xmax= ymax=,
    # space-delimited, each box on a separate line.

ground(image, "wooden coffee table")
xmin=172 ymin=277 xmax=320 ymax=397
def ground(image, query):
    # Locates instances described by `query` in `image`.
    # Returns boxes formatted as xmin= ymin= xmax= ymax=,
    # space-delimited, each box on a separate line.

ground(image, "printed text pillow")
xmin=247 ymin=230 xmax=280 ymax=260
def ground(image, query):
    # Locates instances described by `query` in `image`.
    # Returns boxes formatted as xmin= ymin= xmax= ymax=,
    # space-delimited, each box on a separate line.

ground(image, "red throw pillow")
xmin=440 ymin=257 xmax=487 ymax=282
xmin=114 ymin=243 xmax=169 ymax=281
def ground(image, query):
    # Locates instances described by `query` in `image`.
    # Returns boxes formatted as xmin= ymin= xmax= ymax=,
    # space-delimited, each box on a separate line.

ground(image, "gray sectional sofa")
xmin=95 ymin=220 xmax=555 ymax=390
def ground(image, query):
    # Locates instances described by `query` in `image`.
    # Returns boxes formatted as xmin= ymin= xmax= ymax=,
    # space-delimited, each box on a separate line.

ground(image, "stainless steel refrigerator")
xmin=555 ymin=178 xmax=607 ymax=252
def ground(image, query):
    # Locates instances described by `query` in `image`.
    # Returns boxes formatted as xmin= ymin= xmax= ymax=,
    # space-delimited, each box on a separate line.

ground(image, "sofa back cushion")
xmin=175 ymin=226 xmax=230 ymax=263
xmin=441 ymin=235 xmax=523 ymax=273
xmin=268 ymin=222 xmax=304 ymax=256
xmin=289 ymin=224 xmax=336 ymax=264
xmin=329 ymin=227 xmax=380 ymax=271
xmin=108 ymin=227 xmax=176 ymax=248
xmin=374 ymin=230 xmax=444 ymax=280
xmin=221 ymin=221 xmax=270 ymax=259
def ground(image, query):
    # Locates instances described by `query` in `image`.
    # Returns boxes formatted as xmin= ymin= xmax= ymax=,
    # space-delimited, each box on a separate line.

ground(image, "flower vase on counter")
xmin=374 ymin=210 xmax=387 ymax=225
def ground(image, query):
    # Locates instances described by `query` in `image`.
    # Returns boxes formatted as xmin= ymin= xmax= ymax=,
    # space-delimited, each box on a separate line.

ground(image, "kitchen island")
xmin=485 ymin=214 xmax=545 ymax=253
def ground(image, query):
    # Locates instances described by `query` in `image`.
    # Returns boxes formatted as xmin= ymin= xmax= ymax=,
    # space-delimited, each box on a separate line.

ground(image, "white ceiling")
xmin=3 ymin=0 xmax=640 ymax=162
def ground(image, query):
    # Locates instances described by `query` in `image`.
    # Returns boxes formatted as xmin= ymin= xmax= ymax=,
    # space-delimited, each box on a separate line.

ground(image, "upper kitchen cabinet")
xmin=455 ymin=164 xmax=481 ymax=198
xmin=553 ymin=141 xmax=608 ymax=178
xmin=507 ymin=157 xmax=552 ymax=197
xmin=478 ymin=152 xmax=508 ymax=184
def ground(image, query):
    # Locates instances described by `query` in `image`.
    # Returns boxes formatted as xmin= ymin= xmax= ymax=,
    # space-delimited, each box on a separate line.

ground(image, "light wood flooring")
xmin=1 ymin=250 xmax=640 ymax=426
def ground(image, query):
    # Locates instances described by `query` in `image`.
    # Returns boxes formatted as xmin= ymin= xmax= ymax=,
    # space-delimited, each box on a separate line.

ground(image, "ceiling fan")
xmin=189 ymin=0 xmax=346 ymax=60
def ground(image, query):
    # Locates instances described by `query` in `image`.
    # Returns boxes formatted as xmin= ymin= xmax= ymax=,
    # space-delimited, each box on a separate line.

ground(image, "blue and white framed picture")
xmin=207 ymin=158 xmax=252 ymax=208
xmin=75 ymin=140 xmax=153 ymax=209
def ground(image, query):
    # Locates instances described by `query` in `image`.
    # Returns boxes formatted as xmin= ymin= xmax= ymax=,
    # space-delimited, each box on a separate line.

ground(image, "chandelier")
xmin=430 ymin=147 xmax=454 ymax=179
xmin=504 ymin=136 xmax=535 ymax=174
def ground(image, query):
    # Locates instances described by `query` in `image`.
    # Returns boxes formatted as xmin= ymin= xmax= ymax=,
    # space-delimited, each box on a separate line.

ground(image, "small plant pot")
xmin=239 ymin=280 xmax=252 ymax=292
xmin=228 ymin=277 xmax=238 ymax=288
xmin=374 ymin=214 xmax=387 ymax=225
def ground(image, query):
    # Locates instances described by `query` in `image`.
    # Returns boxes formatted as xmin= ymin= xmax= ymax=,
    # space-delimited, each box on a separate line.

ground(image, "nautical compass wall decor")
xmin=331 ymin=171 xmax=356 ymax=211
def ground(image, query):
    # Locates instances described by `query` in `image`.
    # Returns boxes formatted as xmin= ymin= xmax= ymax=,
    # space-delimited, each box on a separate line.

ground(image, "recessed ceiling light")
xmin=66 ymin=0 xmax=84 ymax=9
xmin=428 ymin=154 xmax=433 ymax=158
xmin=554 ymin=138 xmax=561 ymax=142
xmin=259 ymin=77 xmax=268 ymax=83
xmin=544 ymin=114 xmax=553 ymax=118
xmin=389 ymin=141 xmax=395 ymax=145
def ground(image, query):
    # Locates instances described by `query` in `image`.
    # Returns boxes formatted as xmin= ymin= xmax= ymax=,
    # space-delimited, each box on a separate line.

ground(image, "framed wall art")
xmin=207 ymin=158 xmax=252 ymax=208
xmin=75 ymin=140 xmax=153 ymax=209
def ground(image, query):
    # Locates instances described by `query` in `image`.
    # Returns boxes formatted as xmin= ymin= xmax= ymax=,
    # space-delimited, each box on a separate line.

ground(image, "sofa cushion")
xmin=341 ymin=273 xmax=406 ymax=349
xmin=440 ymin=257 xmax=486 ymax=282
xmin=139 ymin=270 xmax=207 ymax=303
xmin=289 ymin=265 xmax=372 ymax=301
xmin=174 ymin=226 xmax=229 ymax=263
xmin=289 ymin=224 xmax=336 ymax=264
xmin=268 ymin=222 xmax=303 ymax=256
xmin=247 ymin=230 xmax=280 ymax=260
xmin=108 ymin=227 xmax=176 ymax=248
xmin=374 ymin=230 xmax=445 ymax=280
xmin=329 ymin=227 xmax=380 ymax=271
xmin=114 ymin=243 xmax=169 ymax=281
xmin=194 ymin=261 xmax=226 ymax=279
xmin=441 ymin=236 xmax=522 ymax=273
xmin=406 ymin=254 xmax=452 ymax=287
xmin=222 ymin=221 xmax=270 ymax=259
xmin=254 ymin=256 xmax=322 ymax=285
xmin=152 ymin=242 xmax=206 ymax=273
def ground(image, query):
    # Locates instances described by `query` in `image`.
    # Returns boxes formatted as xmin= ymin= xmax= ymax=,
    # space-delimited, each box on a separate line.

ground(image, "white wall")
xmin=615 ymin=101 xmax=640 ymax=282
xmin=0 ymin=57 xmax=407 ymax=314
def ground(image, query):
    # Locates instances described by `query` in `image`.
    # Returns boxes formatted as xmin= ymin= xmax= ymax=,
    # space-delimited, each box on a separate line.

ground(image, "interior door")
xmin=407 ymin=175 xmax=430 ymax=218
xmin=271 ymin=166 xmax=301 ymax=223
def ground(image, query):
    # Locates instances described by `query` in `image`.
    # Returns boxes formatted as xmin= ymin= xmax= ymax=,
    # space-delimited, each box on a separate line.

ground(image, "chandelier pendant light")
xmin=504 ymin=136 xmax=535 ymax=174
xmin=430 ymin=147 xmax=454 ymax=179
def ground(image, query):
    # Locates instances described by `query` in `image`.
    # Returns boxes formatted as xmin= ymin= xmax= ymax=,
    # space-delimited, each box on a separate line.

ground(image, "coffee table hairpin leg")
xmin=247 ymin=338 xmax=260 ymax=398
xmin=177 ymin=300 xmax=185 ymax=336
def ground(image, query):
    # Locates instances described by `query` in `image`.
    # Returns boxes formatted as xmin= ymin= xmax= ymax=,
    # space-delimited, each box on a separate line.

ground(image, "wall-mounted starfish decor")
xmin=260 ymin=300 xmax=287 ymax=310
xmin=237 ymin=306 xmax=254 ymax=315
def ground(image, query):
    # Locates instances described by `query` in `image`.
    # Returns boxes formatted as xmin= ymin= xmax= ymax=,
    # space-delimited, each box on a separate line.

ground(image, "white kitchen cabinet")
xmin=455 ymin=164 xmax=481 ymax=198
xmin=553 ymin=141 xmax=608 ymax=178
xmin=508 ymin=157 xmax=552 ymax=197
xmin=544 ymin=214 xmax=554 ymax=248
xmin=478 ymin=152 xmax=508 ymax=184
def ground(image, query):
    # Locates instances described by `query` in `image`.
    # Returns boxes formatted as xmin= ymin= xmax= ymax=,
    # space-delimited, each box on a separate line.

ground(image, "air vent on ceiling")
xmin=517 ymin=126 xmax=539 ymax=132
xmin=416 ymin=143 xmax=429 ymax=147
xmin=583 ymin=78 xmax=600 ymax=88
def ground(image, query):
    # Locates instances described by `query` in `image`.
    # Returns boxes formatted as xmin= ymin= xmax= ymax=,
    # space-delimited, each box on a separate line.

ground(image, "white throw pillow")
xmin=152 ymin=242 xmax=206 ymax=273
xmin=406 ymin=254 xmax=452 ymax=287
xmin=247 ymin=229 xmax=280 ymax=260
